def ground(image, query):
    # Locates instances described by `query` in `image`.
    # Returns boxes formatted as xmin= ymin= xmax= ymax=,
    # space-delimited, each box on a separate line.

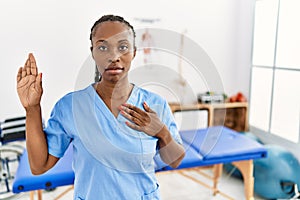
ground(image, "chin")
xmin=104 ymin=75 xmax=127 ymax=84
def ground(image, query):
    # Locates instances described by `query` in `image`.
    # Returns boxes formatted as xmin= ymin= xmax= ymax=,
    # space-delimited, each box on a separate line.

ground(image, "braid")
xmin=89 ymin=14 xmax=136 ymax=41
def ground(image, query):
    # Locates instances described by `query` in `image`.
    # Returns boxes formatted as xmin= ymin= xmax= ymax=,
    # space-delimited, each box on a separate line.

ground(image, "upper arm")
xmin=44 ymin=99 xmax=72 ymax=158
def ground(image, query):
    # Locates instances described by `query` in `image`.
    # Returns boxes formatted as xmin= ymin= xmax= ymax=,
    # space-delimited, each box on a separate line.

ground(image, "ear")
xmin=90 ymin=46 xmax=95 ymax=59
xmin=132 ymin=46 xmax=137 ymax=59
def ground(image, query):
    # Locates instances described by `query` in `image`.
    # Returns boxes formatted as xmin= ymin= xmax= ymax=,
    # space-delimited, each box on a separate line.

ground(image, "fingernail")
xmin=40 ymin=73 xmax=43 ymax=79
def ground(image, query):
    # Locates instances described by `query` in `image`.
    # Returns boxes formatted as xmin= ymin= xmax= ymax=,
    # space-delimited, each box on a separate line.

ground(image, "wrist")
xmin=25 ymin=104 xmax=41 ymax=113
xmin=156 ymin=125 xmax=172 ymax=144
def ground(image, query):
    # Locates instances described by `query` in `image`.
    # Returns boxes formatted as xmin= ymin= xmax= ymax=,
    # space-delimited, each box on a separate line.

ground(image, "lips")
xmin=105 ymin=64 xmax=124 ymax=71
xmin=105 ymin=67 xmax=124 ymax=71
xmin=104 ymin=65 xmax=124 ymax=75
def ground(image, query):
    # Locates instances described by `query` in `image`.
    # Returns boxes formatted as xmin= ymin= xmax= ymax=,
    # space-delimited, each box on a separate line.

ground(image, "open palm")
xmin=17 ymin=53 xmax=43 ymax=109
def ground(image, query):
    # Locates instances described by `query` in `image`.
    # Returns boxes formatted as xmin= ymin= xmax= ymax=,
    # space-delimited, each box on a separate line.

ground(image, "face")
xmin=91 ymin=21 xmax=136 ymax=83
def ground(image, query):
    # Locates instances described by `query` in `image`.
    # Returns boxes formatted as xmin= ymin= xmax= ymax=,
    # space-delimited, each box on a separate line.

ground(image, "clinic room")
xmin=1 ymin=0 xmax=299 ymax=199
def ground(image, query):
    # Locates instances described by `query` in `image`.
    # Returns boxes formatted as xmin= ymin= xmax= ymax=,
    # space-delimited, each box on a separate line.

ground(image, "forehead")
xmin=93 ymin=21 xmax=133 ymax=42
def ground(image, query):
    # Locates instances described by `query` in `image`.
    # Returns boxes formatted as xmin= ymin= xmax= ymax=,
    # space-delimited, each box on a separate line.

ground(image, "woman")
xmin=17 ymin=14 xmax=185 ymax=199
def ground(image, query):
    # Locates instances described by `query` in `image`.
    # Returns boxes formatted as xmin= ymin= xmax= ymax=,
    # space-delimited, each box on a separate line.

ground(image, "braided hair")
xmin=89 ymin=14 xmax=136 ymax=42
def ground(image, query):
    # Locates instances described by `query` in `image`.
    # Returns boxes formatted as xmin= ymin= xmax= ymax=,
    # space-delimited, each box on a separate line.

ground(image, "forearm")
xmin=156 ymin=126 xmax=185 ymax=168
xmin=25 ymin=105 xmax=57 ymax=174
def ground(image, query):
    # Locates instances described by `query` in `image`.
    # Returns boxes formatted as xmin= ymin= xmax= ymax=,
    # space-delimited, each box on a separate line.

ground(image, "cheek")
xmin=93 ymin=54 xmax=108 ymax=68
xmin=122 ymin=53 xmax=135 ymax=65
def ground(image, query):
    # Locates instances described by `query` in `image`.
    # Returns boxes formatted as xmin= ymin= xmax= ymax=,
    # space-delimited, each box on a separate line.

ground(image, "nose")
xmin=108 ymin=57 xmax=120 ymax=63
xmin=108 ymin=49 xmax=121 ymax=63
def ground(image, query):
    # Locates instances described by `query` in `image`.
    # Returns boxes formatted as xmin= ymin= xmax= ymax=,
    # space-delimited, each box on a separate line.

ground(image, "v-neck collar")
xmin=89 ymin=83 xmax=138 ymax=121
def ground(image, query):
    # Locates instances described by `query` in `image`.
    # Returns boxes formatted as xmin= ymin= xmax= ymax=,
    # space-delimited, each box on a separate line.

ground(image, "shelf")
xmin=169 ymin=102 xmax=248 ymax=132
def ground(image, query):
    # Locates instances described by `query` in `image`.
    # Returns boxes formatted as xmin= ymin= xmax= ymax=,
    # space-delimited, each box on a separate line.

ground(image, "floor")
xmin=7 ymin=167 xmax=267 ymax=200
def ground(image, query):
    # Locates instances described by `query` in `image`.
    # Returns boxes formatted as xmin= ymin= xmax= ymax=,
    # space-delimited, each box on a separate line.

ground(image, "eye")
xmin=119 ymin=45 xmax=129 ymax=52
xmin=97 ymin=45 xmax=108 ymax=51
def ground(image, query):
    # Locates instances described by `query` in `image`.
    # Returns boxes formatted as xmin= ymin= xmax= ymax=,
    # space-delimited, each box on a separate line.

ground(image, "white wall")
xmin=0 ymin=0 xmax=255 ymax=121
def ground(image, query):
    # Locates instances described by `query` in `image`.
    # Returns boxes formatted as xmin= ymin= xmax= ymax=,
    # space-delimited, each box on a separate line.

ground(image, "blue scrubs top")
xmin=44 ymin=84 xmax=182 ymax=200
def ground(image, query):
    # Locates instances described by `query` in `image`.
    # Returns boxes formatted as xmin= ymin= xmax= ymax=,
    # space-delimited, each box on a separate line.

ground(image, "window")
xmin=250 ymin=0 xmax=300 ymax=143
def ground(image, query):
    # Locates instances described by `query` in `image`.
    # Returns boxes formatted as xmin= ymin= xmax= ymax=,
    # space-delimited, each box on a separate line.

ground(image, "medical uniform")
xmin=44 ymin=84 xmax=182 ymax=200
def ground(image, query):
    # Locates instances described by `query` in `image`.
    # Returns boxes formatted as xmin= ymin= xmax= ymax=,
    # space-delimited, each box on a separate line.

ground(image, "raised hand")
xmin=120 ymin=102 xmax=165 ymax=137
xmin=17 ymin=53 xmax=43 ymax=109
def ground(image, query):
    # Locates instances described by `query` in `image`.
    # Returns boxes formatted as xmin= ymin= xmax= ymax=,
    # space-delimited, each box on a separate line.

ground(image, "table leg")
xmin=29 ymin=190 xmax=43 ymax=200
xmin=213 ymin=164 xmax=223 ymax=195
xmin=232 ymin=160 xmax=254 ymax=200
xmin=30 ymin=191 xmax=34 ymax=200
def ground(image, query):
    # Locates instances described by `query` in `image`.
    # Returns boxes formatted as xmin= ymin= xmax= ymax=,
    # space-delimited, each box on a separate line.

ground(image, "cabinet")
xmin=169 ymin=102 xmax=248 ymax=132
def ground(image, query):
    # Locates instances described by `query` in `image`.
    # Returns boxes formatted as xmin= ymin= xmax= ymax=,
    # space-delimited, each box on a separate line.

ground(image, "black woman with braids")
xmin=16 ymin=14 xmax=185 ymax=199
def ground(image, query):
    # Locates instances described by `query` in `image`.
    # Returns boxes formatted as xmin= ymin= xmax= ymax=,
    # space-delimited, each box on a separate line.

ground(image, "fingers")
xmin=21 ymin=56 xmax=29 ymax=78
xmin=21 ymin=53 xmax=38 ymax=78
xmin=120 ymin=103 xmax=155 ymax=128
xmin=35 ymin=73 xmax=43 ymax=93
xmin=25 ymin=56 xmax=31 ymax=75
xmin=120 ymin=104 xmax=145 ymax=125
xmin=121 ymin=111 xmax=144 ymax=127
xmin=125 ymin=121 xmax=143 ymax=132
xmin=21 ymin=65 xmax=27 ymax=78
xmin=121 ymin=104 xmax=145 ymax=118
xmin=29 ymin=53 xmax=38 ymax=75
xmin=121 ymin=103 xmax=165 ymax=136
xmin=143 ymin=102 xmax=154 ymax=113
xmin=17 ymin=67 xmax=22 ymax=82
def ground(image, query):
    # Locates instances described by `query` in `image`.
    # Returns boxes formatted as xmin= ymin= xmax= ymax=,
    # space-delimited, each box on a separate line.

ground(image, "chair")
xmin=0 ymin=116 xmax=26 ymax=199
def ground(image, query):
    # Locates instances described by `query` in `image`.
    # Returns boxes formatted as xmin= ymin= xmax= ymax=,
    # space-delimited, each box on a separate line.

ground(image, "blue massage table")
xmin=12 ymin=126 xmax=267 ymax=200
xmin=12 ymin=145 xmax=74 ymax=200
xmin=155 ymin=126 xmax=267 ymax=200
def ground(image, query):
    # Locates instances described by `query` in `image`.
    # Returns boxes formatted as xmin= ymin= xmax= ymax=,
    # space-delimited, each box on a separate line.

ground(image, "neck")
xmin=96 ymin=80 xmax=132 ymax=100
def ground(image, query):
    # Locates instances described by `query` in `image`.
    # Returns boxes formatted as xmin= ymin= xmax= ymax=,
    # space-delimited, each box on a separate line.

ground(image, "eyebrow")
xmin=118 ymin=39 xmax=130 ymax=43
xmin=95 ymin=39 xmax=107 ymax=44
xmin=95 ymin=39 xmax=130 ymax=45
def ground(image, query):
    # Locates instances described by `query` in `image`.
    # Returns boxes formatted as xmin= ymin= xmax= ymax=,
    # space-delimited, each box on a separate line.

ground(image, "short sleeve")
xmin=44 ymin=100 xmax=72 ymax=158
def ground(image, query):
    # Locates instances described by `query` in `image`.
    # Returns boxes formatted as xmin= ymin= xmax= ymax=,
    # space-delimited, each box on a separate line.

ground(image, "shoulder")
xmin=54 ymin=84 xmax=94 ymax=108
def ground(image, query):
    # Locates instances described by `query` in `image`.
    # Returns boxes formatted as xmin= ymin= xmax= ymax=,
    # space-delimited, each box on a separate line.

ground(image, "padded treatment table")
xmin=12 ymin=145 xmax=74 ymax=200
xmin=13 ymin=126 xmax=267 ymax=200
xmin=180 ymin=126 xmax=266 ymax=167
xmin=155 ymin=126 xmax=267 ymax=200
